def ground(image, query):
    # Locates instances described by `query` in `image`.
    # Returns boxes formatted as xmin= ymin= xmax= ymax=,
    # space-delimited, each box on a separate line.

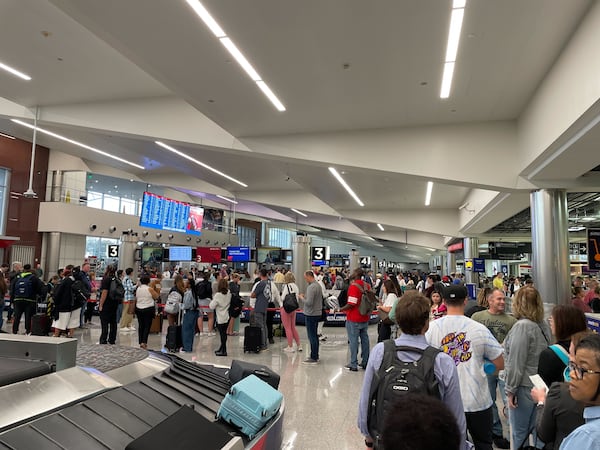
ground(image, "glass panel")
xmin=86 ymin=191 xmax=103 ymax=210
xmin=103 ymin=194 xmax=120 ymax=213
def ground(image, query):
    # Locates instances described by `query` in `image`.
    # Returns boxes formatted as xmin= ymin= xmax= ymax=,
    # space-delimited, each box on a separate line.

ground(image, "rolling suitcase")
xmin=243 ymin=326 xmax=262 ymax=353
xmin=166 ymin=310 xmax=183 ymax=352
xmin=31 ymin=313 xmax=50 ymax=336
xmin=228 ymin=359 xmax=280 ymax=389
xmin=217 ymin=374 xmax=283 ymax=439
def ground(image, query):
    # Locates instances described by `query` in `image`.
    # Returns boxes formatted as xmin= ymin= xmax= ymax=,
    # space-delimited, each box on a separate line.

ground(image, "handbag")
xmin=378 ymin=309 xmax=393 ymax=325
xmin=282 ymin=284 xmax=299 ymax=313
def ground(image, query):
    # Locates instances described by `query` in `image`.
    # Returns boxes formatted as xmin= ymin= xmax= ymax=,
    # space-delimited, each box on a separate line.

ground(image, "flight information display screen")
xmin=139 ymin=191 xmax=190 ymax=233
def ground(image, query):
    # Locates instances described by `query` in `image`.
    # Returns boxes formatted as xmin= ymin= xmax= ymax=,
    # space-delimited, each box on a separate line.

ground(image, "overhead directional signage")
xmin=360 ymin=256 xmax=371 ymax=266
xmin=473 ymin=258 xmax=485 ymax=273
xmin=107 ymin=245 xmax=119 ymax=258
xmin=311 ymin=246 xmax=330 ymax=261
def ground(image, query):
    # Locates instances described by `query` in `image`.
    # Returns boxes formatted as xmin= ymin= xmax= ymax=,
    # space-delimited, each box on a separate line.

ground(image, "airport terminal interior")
xmin=2 ymin=0 xmax=600 ymax=449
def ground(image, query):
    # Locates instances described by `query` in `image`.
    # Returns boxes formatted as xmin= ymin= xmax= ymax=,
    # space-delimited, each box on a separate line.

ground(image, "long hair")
xmin=512 ymin=287 xmax=544 ymax=322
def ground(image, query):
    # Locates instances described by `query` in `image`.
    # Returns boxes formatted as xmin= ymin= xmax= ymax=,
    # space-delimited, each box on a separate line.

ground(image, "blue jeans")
xmin=182 ymin=309 xmax=199 ymax=352
xmin=346 ymin=320 xmax=370 ymax=369
xmin=487 ymin=373 xmax=507 ymax=436
xmin=509 ymin=386 xmax=543 ymax=448
xmin=305 ymin=315 xmax=320 ymax=361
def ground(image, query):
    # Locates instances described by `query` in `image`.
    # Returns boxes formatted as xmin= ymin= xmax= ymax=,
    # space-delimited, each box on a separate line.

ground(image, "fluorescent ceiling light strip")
xmin=425 ymin=181 xmax=433 ymax=206
xmin=219 ymin=37 xmax=261 ymax=81
xmin=0 ymin=132 xmax=15 ymax=139
xmin=445 ymin=8 xmax=465 ymax=62
xmin=0 ymin=61 xmax=31 ymax=81
xmin=453 ymin=0 xmax=467 ymax=11
xmin=155 ymin=141 xmax=248 ymax=187
xmin=11 ymin=119 xmax=144 ymax=170
xmin=377 ymin=223 xmax=384 ymax=231
xmin=185 ymin=0 xmax=226 ymax=38
xmin=291 ymin=208 xmax=307 ymax=217
xmin=440 ymin=62 xmax=455 ymax=99
xmin=216 ymin=194 xmax=238 ymax=204
xmin=328 ymin=167 xmax=364 ymax=207
xmin=256 ymin=80 xmax=286 ymax=112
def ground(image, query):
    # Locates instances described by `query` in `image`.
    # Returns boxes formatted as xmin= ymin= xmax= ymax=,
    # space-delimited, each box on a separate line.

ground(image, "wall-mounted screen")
xmin=187 ymin=205 xmax=204 ymax=236
xmin=196 ymin=247 xmax=222 ymax=264
xmin=139 ymin=192 xmax=190 ymax=233
xmin=282 ymin=249 xmax=293 ymax=262
xmin=227 ymin=246 xmax=251 ymax=262
xmin=168 ymin=246 xmax=192 ymax=261
xmin=142 ymin=247 xmax=164 ymax=267
xmin=257 ymin=247 xmax=282 ymax=264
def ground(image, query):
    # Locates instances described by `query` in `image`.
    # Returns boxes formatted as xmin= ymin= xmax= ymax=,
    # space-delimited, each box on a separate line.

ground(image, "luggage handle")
xmin=254 ymin=369 xmax=270 ymax=377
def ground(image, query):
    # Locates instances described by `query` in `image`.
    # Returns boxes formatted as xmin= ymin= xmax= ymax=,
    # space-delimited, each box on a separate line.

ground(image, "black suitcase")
xmin=166 ymin=324 xmax=182 ymax=352
xmin=243 ymin=326 xmax=262 ymax=353
xmin=228 ymin=359 xmax=280 ymax=389
xmin=31 ymin=313 xmax=50 ymax=336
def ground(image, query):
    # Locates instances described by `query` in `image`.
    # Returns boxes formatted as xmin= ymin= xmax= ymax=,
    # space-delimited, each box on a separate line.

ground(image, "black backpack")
xmin=367 ymin=341 xmax=441 ymax=448
xmin=196 ymin=279 xmax=211 ymax=299
xmin=14 ymin=273 xmax=35 ymax=299
xmin=109 ymin=277 xmax=125 ymax=302
xmin=71 ymin=279 xmax=90 ymax=309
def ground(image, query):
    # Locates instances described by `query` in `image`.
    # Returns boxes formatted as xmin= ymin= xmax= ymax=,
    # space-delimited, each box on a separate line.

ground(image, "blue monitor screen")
xmin=139 ymin=192 xmax=190 ymax=233
xmin=168 ymin=246 xmax=192 ymax=261
xmin=227 ymin=246 xmax=250 ymax=262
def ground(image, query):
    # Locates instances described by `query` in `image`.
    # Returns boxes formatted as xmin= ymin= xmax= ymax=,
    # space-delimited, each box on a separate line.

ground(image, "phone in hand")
xmin=529 ymin=374 xmax=548 ymax=393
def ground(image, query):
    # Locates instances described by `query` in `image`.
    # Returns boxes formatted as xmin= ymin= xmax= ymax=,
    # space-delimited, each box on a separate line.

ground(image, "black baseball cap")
xmin=443 ymin=285 xmax=468 ymax=300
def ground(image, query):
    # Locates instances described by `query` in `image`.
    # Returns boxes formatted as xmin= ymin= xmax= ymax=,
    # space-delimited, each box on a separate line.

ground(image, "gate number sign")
xmin=108 ymin=245 xmax=119 ymax=258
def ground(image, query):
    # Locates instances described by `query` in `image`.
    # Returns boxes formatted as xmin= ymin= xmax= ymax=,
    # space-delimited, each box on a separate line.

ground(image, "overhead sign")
xmin=311 ymin=246 xmax=330 ymax=261
xmin=107 ymin=245 xmax=119 ymax=258
xmin=488 ymin=242 xmax=531 ymax=260
xmin=448 ymin=242 xmax=463 ymax=252
xmin=587 ymin=229 xmax=600 ymax=270
xmin=360 ymin=256 xmax=371 ymax=266
xmin=570 ymin=242 xmax=588 ymax=262
xmin=473 ymin=258 xmax=485 ymax=273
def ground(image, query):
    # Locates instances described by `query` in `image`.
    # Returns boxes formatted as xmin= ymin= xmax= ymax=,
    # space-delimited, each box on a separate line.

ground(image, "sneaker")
xmin=492 ymin=435 xmax=510 ymax=449
xmin=344 ymin=364 xmax=358 ymax=372
xmin=283 ymin=346 xmax=295 ymax=353
xmin=209 ymin=332 xmax=216 ymax=336
xmin=128 ymin=326 xmax=136 ymax=331
xmin=179 ymin=349 xmax=187 ymax=354
xmin=119 ymin=327 xmax=128 ymax=332
xmin=302 ymin=358 xmax=319 ymax=365
xmin=319 ymin=335 xmax=328 ymax=342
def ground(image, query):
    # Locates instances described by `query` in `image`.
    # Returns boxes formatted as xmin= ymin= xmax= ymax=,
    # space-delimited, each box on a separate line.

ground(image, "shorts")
xmin=52 ymin=308 xmax=81 ymax=330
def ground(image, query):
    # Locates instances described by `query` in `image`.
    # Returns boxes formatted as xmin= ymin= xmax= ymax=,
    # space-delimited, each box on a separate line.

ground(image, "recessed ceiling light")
xmin=425 ymin=181 xmax=433 ymax=206
xmin=11 ymin=119 xmax=144 ymax=170
xmin=185 ymin=0 xmax=285 ymax=112
xmin=377 ymin=223 xmax=385 ymax=231
xmin=155 ymin=141 xmax=247 ymax=187
xmin=291 ymin=208 xmax=307 ymax=217
xmin=216 ymin=195 xmax=238 ymax=204
xmin=0 ymin=132 xmax=15 ymax=139
xmin=568 ymin=226 xmax=585 ymax=232
xmin=0 ymin=60 xmax=31 ymax=81
xmin=328 ymin=167 xmax=364 ymax=207
xmin=440 ymin=1 xmax=466 ymax=99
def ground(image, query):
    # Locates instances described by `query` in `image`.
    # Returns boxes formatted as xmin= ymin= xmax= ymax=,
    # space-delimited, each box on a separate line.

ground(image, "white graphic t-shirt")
xmin=426 ymin=315 xmax=504 ymax=412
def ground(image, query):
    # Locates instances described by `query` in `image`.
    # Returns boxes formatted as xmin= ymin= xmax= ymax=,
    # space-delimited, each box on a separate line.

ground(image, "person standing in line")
xmin=209 ymin=278 xmax=231 ymax=356
xmin=226 ymin=273 xmax=242 ymax=336
xmin=471 ymin=288 xmax=517 ymax=449
xmin=196 ymin=271 xmax=214 ymax=336
xmin=299 ymin=270 xmax=323 ymax=365
xmin=426 ymin=285 xmax=505 ymax=450
xmin=0 ymin=273 xmax=7 ymax=330
xmin=11 ymin=263 xmax=46 ymax=335
xmin=250 ymin=268 xmax=272 ymax=351
xmin=119 ymin=267 xmax=136 ymax=332
xmin=280 ymin=271 xmax=301 ymax=353
xmin=376 ymin=279 xmax=398 ymax=342
xmin=134 ymin=275 xmax=160 ymax=349
xmin=98 ymin=265 xmax=120 ymax=345
xmin=338 ymin=267 xmax=371 ymax=372
xmin=558 ymin=334 xmax=600 ymax=450
xmin=503 ymin=287 xmax=551 ymax=449
xmin=77 ymin=262 xmax=92 ymax=328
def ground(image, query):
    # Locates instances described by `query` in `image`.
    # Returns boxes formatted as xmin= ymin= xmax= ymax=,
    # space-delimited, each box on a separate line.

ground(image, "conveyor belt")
xmin=0 ymin=357 xmax=53 ymax=387
xmin=0 ymin=356 xmax=245 ymax=449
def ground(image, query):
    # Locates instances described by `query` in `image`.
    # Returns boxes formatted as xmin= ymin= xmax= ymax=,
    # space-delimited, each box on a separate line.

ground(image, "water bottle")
xmin=483 ymin=358 xmax=496 ymax=374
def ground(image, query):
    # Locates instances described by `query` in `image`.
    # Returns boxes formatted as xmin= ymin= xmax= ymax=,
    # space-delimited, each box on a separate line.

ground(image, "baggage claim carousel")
xmin=0 ymin=335 xmax=284 ymax=450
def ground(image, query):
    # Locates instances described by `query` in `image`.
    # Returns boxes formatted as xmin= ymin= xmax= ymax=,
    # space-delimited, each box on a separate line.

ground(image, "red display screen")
xmin=196 ymin=247 xmax=222 ymax=264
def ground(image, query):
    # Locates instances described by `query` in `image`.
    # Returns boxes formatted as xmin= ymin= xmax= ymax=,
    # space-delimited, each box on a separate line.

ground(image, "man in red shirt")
xmin=338 ymin=268 xmax=371 ymax=371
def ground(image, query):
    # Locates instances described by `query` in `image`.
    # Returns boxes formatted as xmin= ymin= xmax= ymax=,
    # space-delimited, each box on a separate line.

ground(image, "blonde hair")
xmin=284 ymin=272 xmax=296 ymax=283
xmin=512 ymin=287 xmax=544 ymax=322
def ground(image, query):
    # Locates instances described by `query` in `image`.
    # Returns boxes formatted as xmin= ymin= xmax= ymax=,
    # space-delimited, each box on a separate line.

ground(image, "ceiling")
xmin=0 ymin=0 xmax=599 ymax=262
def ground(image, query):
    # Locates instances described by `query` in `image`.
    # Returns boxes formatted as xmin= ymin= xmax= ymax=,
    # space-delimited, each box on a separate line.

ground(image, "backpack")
xmin=263 ymin=280 xmax=272 ymax=302
xmin=71 ymin=279 xmax=89 ymax=309
xmin=196 ymin=279 xmax=211 ymax=299
xmin=109 ymin=277 xmax=125 ymax=301
xmin=352 ymin=282 xmax=378 ymax=315
xmin=228 ymin=293 xmax=244 ymax=318
xmin=165 ymin=290 xmax=182 ymax=314
xmin=14 ymin=273 xmax=35 ymax=299
xmin=367 ymin=342 xmax=441 ymax=448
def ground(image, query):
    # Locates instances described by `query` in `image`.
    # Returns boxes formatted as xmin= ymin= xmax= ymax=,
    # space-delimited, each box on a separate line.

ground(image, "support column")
xmin=44 ymin=232 xmax=61 ymax=279
xmin=371 ymin=256 xmax=378 ymax=275
xmin=292 ymin=235 xmax=311 ymax=294
xmin=531 ymin=189 xmax=571 ymax=309
xmin=447 ymin=251 xmax=457 ymax=276
xmin=119 ymin=234 xmax=139 ymax=274
xmin=349 ymin=249 xmax=360 ymax=273
xmin=463 ymin=238 xmax=479 ymax=285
